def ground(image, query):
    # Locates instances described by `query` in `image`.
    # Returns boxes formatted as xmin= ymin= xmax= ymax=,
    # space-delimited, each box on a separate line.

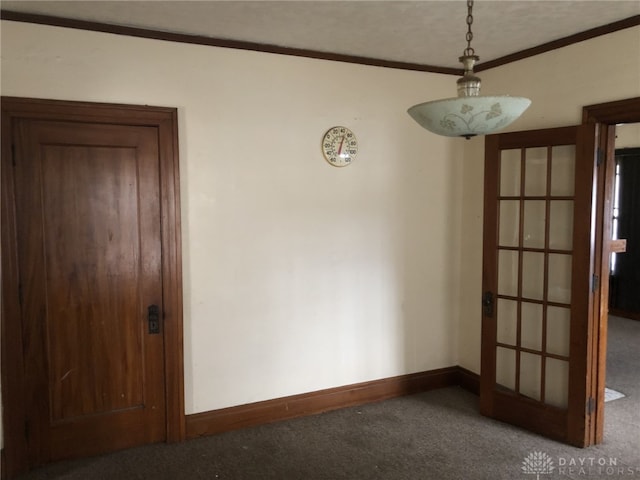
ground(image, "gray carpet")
xmin=600 ymin=315 xmax=640 ymax=464
xmin=16 ymin=316 xmax=640 ymax=480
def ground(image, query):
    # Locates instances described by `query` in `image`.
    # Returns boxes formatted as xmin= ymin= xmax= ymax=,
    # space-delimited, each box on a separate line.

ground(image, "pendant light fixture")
xmin=408 ymin=0 xmax=531 ymax=139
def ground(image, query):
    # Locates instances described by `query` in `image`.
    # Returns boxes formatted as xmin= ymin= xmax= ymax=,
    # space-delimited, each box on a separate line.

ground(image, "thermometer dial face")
xmin=322 ymin=127 xmax=358 ymax=167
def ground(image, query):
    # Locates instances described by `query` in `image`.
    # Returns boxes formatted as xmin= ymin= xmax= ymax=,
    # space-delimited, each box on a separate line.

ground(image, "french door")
xmin=480 ymin=124 xmax=599 ymax=447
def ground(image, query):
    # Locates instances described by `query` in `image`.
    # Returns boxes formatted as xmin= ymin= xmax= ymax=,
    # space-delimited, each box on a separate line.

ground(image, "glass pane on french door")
xmin=495 ymin=145 xmax=575 ymax=408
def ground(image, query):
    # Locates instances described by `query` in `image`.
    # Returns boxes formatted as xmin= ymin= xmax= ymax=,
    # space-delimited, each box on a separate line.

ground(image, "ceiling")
xmin=2 ymin=1 xmax=639 ymax=70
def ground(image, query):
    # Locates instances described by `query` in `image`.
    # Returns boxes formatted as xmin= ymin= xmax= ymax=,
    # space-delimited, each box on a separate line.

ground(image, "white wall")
xmin=0 ymin=21 xmax=465 ymax=418
xmin=616 ymin=123 xmax=640 ymax=149
xmin=3 ymin=19 xmax=637 ymax=453
xmin=457 ymin=26 xmax=640 ymax=372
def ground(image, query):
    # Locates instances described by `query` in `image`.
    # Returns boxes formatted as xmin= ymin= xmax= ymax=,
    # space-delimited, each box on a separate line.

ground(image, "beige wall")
xmin=457 ymin=26 xmax=640 ymax=372
xmin=616 ymin=123 xmax=640 ymax=149
xmin=1 ymin=18 xmax=639 ymax=451
xmin=0 ymin=21 xmax=465 ymax=418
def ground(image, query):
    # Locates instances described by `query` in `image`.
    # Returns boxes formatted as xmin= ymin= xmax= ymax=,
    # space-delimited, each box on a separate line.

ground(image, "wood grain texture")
xmin=157 ymin=110 xmax=186 ymax=444
xmin=479 ymin=133 xmax=500 ymax=418
xmin=1 ymin=97 xmax=184 ymax=477
xmin=566 ymin=123 xmax=598 ymax=447
xmin=1 ymin=107 xmax=30 ymax=476
xmin=15 ymin=120 xmax=166 ymax=462
xmin=40 ymin=138 xmax=145 ymax=423
xmin=587 ymin=125 xmax=614 ymax=445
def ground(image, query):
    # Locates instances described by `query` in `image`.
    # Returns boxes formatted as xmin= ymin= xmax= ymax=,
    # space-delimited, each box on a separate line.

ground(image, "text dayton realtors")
xmin=556 ymin=456 xmax=639 ymax=476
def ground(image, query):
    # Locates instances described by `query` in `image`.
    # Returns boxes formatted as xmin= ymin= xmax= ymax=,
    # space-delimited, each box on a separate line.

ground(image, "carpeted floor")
xmin=15 ymin=316 xmax=640 ymax=480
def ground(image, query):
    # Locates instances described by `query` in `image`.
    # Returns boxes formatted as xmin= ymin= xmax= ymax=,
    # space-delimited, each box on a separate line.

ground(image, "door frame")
xmin=582 ymin=96 xmax=640 ymax=444
xmin=1 ymin=97 xmax=186 ymax=477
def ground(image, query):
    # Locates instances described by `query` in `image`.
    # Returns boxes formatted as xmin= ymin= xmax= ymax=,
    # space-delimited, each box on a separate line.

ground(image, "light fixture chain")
xmin=407 ymin=0 xmax=531 ymax=138
xmin=464 ymin=0 xmax=475 ymax=57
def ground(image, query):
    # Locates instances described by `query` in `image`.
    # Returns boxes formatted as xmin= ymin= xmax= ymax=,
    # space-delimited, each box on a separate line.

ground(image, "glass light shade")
xmin=408 ymin=95 xmax=531 ymax=138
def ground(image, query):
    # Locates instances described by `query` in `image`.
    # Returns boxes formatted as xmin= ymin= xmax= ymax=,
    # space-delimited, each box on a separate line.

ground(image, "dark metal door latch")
xmin=148 ymin=304 xmax=160 ymax=334
xmin=482 ymin=291 xmax=494 ymax=317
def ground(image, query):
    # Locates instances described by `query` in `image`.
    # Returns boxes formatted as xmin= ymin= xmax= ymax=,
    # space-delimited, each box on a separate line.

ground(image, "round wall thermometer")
xmin=322 ymin=126 xmax=358 ymax=167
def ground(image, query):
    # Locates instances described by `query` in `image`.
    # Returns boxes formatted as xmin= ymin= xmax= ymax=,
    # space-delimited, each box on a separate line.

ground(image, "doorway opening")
xmin=608 ymin=141 xmax=640 ymax=319
xmin=582 ymin=97 xmax=640 ymax=445
xmin=602 ymin=125 xmax=640 ymax=447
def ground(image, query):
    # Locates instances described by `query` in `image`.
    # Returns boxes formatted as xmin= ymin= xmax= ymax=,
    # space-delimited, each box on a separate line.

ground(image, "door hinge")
xmin=18 ymin=283 xmax=24 ymax=306
xmin=596 ymin=148 xmax=604 ymax=167
xmin=591 ymin=274 xmax=599 ymax=293
xmin=586 ymin=396 xmax=596 ymax=415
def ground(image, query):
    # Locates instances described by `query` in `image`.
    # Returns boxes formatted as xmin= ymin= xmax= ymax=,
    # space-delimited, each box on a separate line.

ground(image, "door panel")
xmin=44 ymin=144 xmax=145 ymax=423
xmin=481 ymin=124 xmax=598 ymax=446
xmin=13 ymin=119 xmax=166 ymax=464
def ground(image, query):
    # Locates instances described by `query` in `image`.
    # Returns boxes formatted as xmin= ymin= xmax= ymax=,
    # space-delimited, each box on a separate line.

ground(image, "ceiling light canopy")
xmin=408 ymin=0 xmax=531 ymax=139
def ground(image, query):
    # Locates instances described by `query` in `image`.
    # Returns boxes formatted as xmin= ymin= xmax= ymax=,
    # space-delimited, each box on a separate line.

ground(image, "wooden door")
xmin=11 ymin=118 xmax=166 ymax=465
xmin=480 ymin=124 xmax=599 ymax=447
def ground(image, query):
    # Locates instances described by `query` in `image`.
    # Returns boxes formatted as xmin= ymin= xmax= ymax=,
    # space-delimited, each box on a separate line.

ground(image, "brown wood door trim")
xmin=581 ymin=97 xmax=640 ymax=445
xmin=479 ymin=133 xmax=499 ymax=418
xmin=1 ymin=96 xmax=185 ymax=477
xmin=567 ymin=123 xmax=599 ymax=447
xmin=582 ymin=97 xmax=640 ymax=124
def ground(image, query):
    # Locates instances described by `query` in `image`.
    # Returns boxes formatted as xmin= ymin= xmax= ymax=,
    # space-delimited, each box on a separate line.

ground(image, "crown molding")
xmin=2 ymin=10 xmax=638 ymax=75
xmin=475 ymin=15 xmax=640 ymax=72
xmin=0 ymin=10 xmax=460 ymax=75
